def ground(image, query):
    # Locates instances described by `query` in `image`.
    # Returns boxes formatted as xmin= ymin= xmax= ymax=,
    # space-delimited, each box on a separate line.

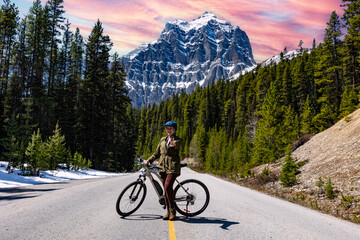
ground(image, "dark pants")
xmin=160 ymin=172 xmax=178 ymax=209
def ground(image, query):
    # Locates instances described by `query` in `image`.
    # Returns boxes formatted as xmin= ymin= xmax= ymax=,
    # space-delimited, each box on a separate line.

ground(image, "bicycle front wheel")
xmin=174 ymin=179 xmax=210 ymax=217
xmin=116 ymin=181 xmax=147 ymax=217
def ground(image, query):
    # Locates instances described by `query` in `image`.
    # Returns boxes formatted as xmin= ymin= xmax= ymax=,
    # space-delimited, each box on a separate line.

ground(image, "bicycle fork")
xmin=129 ymin=180 xmax=144 ymax=203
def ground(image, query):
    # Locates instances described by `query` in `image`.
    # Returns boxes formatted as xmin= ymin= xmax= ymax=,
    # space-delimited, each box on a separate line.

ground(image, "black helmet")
xmin=164 ymin=121 xmax=177 ymax=130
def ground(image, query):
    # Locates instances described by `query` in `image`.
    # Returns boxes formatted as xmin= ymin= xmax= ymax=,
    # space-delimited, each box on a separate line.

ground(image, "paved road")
xmin=0 ymin=168 xmax=359 ymax=240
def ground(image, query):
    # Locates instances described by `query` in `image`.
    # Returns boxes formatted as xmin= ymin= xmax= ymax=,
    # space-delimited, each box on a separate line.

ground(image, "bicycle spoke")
xmin=174 ymin=179 xmax=210 ymax=216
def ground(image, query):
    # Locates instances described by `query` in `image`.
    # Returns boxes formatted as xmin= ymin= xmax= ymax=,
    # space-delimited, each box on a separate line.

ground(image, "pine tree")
xmin=137 ymin=107 xmax=147 ymax=152
xmin=3 ymin=18 xmax=28 ymax=125
xmin=183 ymin=97 xmax=194 ymax=147
xmin=282 ymin=106 xmax=299 ymax=146
xmin=312 ymin=38 xmax=317 ymax=50
xmin=52 ymin=18 xmax=71 ymax=134
xmin=235 ymin=73 xmax=252 ymax=136
xmin=71 ymin=151 xmax=82 ymax=171
xmin=106 ymin=53 xmax=132 ymax=171
xmin=26 ymin=128 xmax=46 ymax=174
xmin=0 ymin=0 xmax=19 ymax=154
xmin=2 ymin=96 xmax=35 ymax=170
xmin=341 ymin=0 xmax=360 ymax=89
xmin=119 ymin=105 xmax=138 ymax=171
xmin=1 ymin=115 xmax=21 ymax=170
xmin=339 ymin=86 xmax=358 ymax=117
xmin=325 ymin=178 xmax=335 ymax=199
xmin=313 ymin=11 xmax=343 ymax=131
xmin=280 ymin=149 xmax=299 ymax=186
xmin=0 ymin=0 xmax=19 ymax=95
xmin=65 ymin=27 xmax=83 ymax=151
xmin=44 ymin=0 xmax=65 ymax=96
xmin=254 ymin=67 xmax=272 ymax=111
xmin=252 ymin=81 xmax=284 ymax=164
xmin=233 ymin=131 xmax=252 ymax=173
xmin=300 ymin=96 xmax=314 ymax=134
xmin=44 ymin=123 xmax=68 ymax=170
xmin=205 ymin=128 xmax=224 ymax=172
xmin=26 ymin=0 xmax=47 ymax=132
xmin=281 ymin=63 xmax=293 ymax=107
xmin=312 ymin=103 xmax=337 ymax=132
xmin=324 ymin=10 xmax=342 ymax=102
xmin=223 ymin=96 xmax=235 ymax=138
xmin=78 ymin=20 xmax=112 ymax=169
xmin=2 ymin=12 xmax=38 ymax=166
xmin=195 ymin=124 xmax=208 ymax=162
xmin=293 ymin=54 xmax=311 ymax=113
xmin=298 ymin=40 xmax=304 ymax=53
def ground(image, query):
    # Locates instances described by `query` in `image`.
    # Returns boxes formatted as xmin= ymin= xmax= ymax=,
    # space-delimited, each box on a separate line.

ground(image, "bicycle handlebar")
xmin=136 ymin=152 xmax=153 ymax=168
xmin=137 ymin=152 xmax=187 ymax=170
xmin=136 ymin=152 xmax=143 ymax=159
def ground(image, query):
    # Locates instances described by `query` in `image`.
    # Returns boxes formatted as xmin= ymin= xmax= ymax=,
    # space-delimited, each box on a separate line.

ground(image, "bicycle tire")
xmin=174 ymin=179 xmax=210 ymax=217
xmin=116 ymin=181 xmax=147 ymax=217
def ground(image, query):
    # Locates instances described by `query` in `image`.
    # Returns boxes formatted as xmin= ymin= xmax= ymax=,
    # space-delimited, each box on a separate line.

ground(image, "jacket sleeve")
xmin=146 ymin=140 xmax=161 ymax=164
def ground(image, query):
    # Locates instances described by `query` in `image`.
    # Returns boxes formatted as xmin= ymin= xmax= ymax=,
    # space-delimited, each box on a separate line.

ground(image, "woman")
xmin=143 ymin=121 xmax=182 ymax=221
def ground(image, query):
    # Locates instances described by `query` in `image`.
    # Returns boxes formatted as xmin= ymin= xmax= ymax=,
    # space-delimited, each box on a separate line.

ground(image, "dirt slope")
xmin=293 ymin=108 xmax=360 ymax=194
xmin=248 ymin=108 xmax=360 ymax=223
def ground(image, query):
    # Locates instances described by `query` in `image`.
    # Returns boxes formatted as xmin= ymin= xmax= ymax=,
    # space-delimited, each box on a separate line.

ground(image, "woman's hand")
xmin=169 ymin=136 xmax=176 ymax=147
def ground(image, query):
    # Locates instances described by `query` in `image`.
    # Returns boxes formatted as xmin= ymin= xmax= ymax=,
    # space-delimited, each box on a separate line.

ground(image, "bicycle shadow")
xmin=177 ymin=216 xmax=239 ymax=230
xmin=120 ymin=214 xmax=163 ymax=221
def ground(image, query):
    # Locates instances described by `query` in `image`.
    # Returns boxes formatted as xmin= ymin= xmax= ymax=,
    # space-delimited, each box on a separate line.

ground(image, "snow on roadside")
xmin=0 ymin=161 xmax=126 ymax=189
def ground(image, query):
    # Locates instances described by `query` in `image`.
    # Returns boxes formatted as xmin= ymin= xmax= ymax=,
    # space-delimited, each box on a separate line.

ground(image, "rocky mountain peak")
xmin=122 ymin=12 xmax=256 ymax=108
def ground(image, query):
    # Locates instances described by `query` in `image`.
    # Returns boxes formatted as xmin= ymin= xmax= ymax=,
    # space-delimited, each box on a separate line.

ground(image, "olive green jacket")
xmin=147 ymin=136 xmax=182 ymax=175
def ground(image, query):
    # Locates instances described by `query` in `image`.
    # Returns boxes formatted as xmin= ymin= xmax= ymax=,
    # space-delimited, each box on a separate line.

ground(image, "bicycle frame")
xmin=137 ymin=165 xmax=190 ymax=208
xmin=137 ymin=166 xmax=166 ymax=207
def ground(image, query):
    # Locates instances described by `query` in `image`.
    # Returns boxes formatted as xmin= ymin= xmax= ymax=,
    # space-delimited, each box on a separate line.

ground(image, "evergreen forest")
xmin=0 ymin=0 xmax=359 ymax=177
xmin=0 ymin=0 xmax=137 ymax=173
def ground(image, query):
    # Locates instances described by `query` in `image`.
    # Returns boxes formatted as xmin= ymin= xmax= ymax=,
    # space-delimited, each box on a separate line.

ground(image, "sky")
xmin=16 ymin=0 xmax=344 ymax=63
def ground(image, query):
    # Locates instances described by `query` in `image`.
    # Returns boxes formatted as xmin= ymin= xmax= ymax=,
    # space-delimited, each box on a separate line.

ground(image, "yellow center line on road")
xmin=169 ymin=221 xmax=177 ymax=240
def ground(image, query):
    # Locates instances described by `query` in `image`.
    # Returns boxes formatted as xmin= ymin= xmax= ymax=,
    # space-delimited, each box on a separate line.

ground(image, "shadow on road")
xmin=0 ymin=188 xmax=60 ymax=204
xmin=0 ymin=195 xmax=38 ymax=201
xmin=120 ymin=214 xmax=239 ymax=230
xmin=0 ymin=187 xmax=60 ymax=193
xmin=120 ymin=214 xmax=163 ymax=221
xmin=177 ymin=216 xmax=239 ymax=230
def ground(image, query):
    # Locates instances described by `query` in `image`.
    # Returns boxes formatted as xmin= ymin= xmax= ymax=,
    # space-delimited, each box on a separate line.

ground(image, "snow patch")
xmin=0 ymin=161 xmax=125 ymax=189
xmin=170 ymin=11 xmax=235 ymax=33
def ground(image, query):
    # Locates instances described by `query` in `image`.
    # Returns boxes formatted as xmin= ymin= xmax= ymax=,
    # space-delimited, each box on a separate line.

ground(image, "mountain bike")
xmin=116 ymin=154 xmax=210 ymax=217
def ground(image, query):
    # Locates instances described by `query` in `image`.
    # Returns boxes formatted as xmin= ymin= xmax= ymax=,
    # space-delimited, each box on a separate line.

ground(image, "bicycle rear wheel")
xmin=174 ymin=179 xmax=210 ymax=217
xmin=116 ymin=181 xmax=147 ymax=217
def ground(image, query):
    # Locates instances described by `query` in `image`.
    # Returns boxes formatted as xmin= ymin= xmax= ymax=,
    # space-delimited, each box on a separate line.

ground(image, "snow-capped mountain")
xmin=122 ymin=12 xmax=256 ymax=108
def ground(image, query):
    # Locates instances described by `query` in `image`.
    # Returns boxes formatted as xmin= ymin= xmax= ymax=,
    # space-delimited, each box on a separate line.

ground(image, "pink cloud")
xmin=19 ymin=0 xmax=345 ymax=62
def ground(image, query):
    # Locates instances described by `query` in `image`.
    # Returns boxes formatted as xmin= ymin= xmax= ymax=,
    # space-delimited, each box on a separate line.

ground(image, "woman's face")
xmin=166 ymin=126 xmax=175 ymax=136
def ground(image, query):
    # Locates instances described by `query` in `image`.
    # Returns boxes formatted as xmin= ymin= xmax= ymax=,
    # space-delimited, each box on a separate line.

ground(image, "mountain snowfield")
xmin=122 ymin=11 xmax=256 ymax=107
xmin=229 ymin=49 xmax=311 ymax=80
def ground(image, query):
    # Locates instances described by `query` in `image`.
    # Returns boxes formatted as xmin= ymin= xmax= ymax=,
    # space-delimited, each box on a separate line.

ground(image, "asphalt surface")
xmin=0 ymin=167 xmax=359 ymax=240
